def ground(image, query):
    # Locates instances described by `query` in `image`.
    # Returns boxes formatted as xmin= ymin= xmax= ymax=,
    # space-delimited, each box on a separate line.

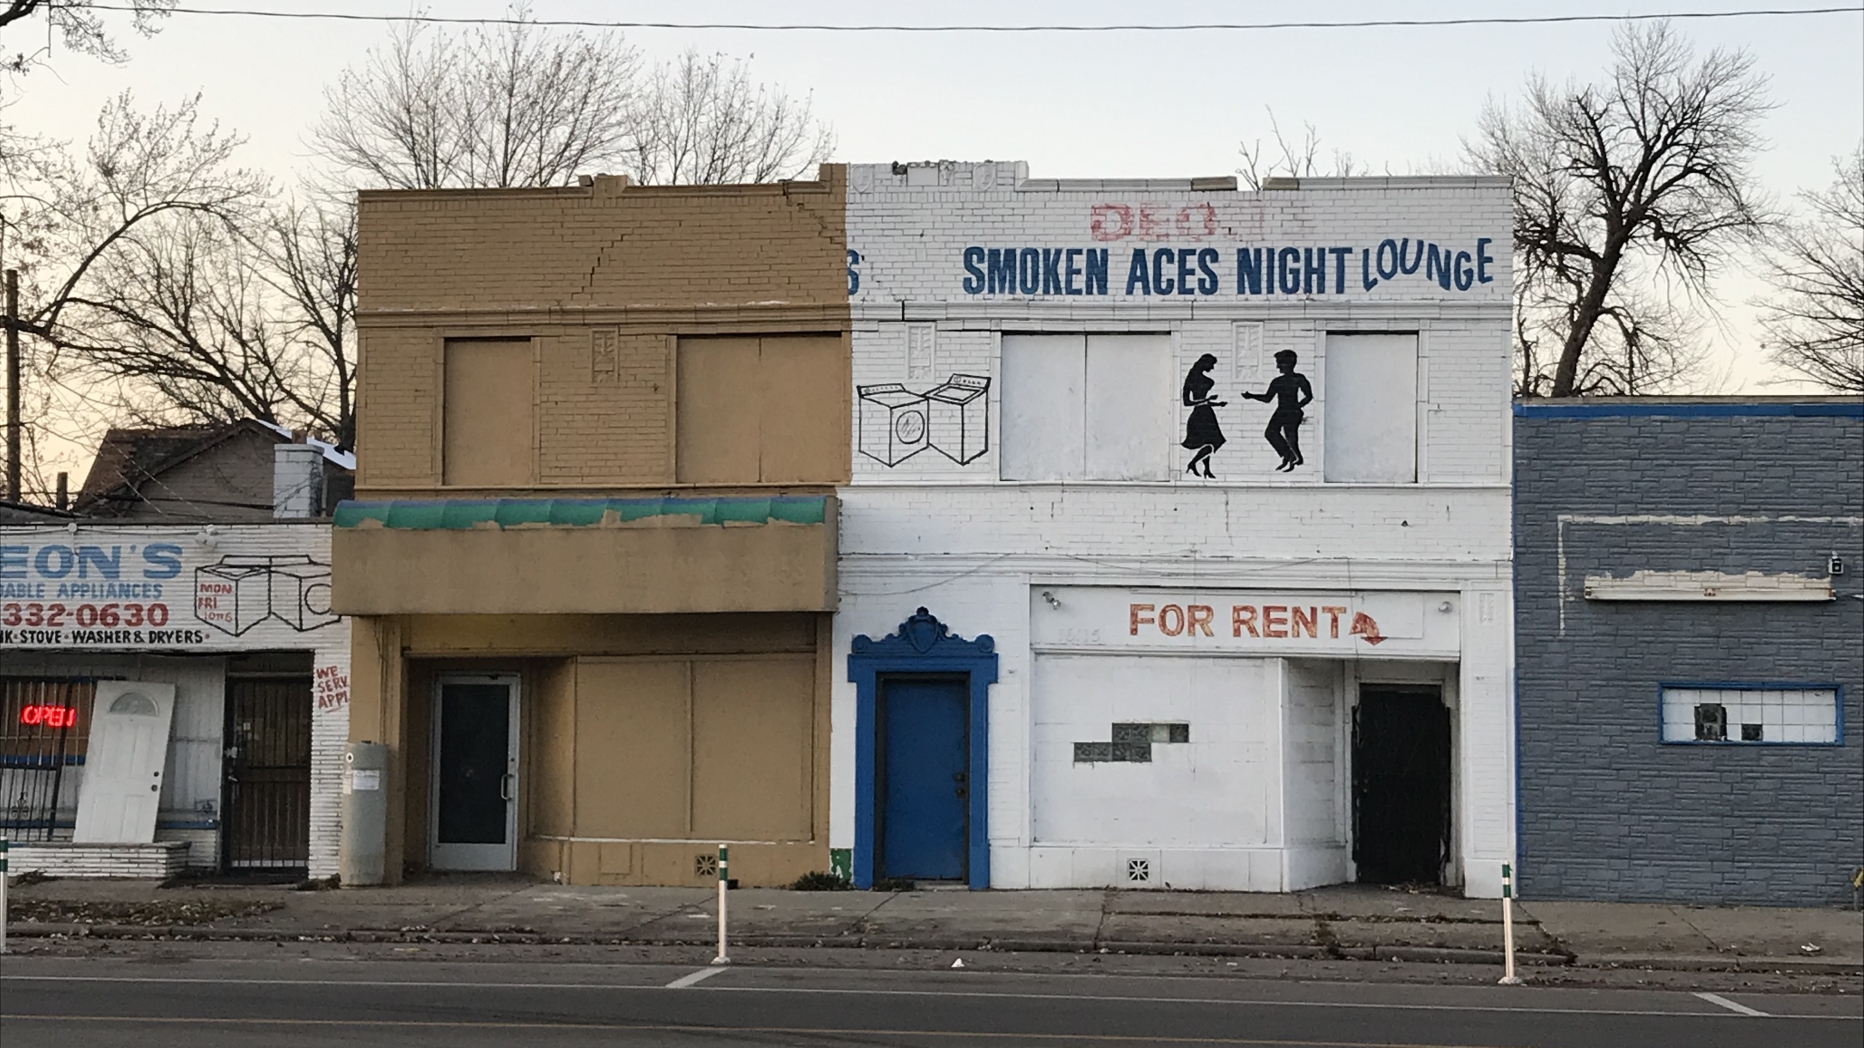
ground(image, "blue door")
xmin=880 ymin=678 xmax=969 ymax=880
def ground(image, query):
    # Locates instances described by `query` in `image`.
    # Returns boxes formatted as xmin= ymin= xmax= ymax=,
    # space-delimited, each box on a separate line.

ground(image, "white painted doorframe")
xmin=428 ymin=673 xmax=520 ymax=871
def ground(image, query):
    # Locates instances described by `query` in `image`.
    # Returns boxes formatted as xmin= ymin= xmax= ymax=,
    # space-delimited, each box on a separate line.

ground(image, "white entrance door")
xmin=73 ymin=681 xmax=178 ymax=844
xmin=429 ymin=675 xmax=520 ymax=870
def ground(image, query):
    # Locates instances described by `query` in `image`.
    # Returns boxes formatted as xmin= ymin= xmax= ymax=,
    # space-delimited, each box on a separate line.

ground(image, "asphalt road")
xmin=3 ymin=956 xmax=1860 ymax=1047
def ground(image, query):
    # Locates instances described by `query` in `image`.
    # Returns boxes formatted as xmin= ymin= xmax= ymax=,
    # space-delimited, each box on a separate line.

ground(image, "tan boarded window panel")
xmin=444 ymin=338 xmax=535 ymax=486
xmin=690 ymin=656 xmax=813 ymax=841
xmin=757 ymin=336 xmax=846 ymax=483
xmin=677 ymin=336 xmax=844 ymax=484
xmin=572 ymin=660 xmax=690 ymax=839
xmin=676 ymin=337 xmax=763 ymax=484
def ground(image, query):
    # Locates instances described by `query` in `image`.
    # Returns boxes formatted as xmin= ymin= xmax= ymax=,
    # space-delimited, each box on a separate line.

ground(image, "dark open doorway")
xmin=1352 ymin=684 xmax=1451 ymax=885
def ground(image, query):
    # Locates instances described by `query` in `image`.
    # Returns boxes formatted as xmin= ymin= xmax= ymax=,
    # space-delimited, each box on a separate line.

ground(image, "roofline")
xmin=1515 ymin=396 xmax=1863 ymax=419
xmin=75 ymin=418 xmax=299 ymax=511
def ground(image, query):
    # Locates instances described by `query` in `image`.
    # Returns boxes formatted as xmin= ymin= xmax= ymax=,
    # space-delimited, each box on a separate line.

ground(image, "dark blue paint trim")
xmin=0 ymin=754 xmax=85 ymax=768
xmin=848 ymin=607 xmax=997 ymax=890
xmin=0 ymin=818 xmax=217 ymax=829
xmin=1515 ymin=401 xmax=1863 ymax=419
xmin=1656 ymin=681 xmax=1846 ymax=747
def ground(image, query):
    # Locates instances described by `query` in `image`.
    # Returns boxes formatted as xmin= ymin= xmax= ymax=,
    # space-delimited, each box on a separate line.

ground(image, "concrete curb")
xmin=13 ymin=923 xmax=1858 ymax=974
xmin=0 ymin=922 xmax=1575 ymax=967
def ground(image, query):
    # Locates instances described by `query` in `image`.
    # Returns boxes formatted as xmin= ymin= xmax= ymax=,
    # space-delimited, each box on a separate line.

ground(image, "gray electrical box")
xmin=340 ymin=741 xmax=388 ymax=887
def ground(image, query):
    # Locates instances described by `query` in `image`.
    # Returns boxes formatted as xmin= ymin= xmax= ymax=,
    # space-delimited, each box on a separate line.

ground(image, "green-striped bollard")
xmin=1498 ymin=862 xmax=1520 ymax=985
xmin=711 ymin=844 xmax=730 ymax=966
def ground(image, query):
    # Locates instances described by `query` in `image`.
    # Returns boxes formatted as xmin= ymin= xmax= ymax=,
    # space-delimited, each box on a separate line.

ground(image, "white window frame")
xmin=1658 ymin=683 xmax=1843 ymax=746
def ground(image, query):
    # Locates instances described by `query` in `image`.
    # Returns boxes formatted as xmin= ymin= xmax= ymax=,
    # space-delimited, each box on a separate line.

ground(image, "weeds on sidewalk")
xmin=790 ymin=871 xmax=853 ymax=891
xmin=8 ymin=898 xmax=282 ymax=926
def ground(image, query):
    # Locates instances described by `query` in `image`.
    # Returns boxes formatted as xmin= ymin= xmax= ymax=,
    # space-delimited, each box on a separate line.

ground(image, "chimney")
xmin=55 ymin=471 xmax=68 ymax=511
xmin=273 ymin=443 xmax=326 ymax=519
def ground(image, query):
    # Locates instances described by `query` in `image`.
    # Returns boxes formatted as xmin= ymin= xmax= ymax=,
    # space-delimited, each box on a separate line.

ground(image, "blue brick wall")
xmin=1514 ymin=404 xmax=1864 ymax=906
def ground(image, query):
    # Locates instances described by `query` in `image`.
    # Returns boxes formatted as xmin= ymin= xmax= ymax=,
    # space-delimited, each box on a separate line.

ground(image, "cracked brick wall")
xmin=1513 ymin=404 xmax=1864 ymax=906
xmin=353 ymin=169 xmax=850 ymax=493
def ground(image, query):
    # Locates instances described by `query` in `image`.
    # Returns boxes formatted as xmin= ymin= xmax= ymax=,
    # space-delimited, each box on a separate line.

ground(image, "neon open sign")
xmin=19 ymin=704 xmax=78 ymax=728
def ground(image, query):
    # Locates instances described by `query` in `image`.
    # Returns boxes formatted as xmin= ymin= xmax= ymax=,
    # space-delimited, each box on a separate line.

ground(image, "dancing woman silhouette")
xmin=1181 ymin=354 xmax=1227 ymax=478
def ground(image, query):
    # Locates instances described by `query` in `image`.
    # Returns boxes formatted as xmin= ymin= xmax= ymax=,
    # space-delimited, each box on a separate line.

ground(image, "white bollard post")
xmin=2 ymin=836 xmax=10 ymax=955
xmin=1498 ymin=861 xmax=1521 ymax=985
xmin=711 ymin=843 xmax=730 ymax=966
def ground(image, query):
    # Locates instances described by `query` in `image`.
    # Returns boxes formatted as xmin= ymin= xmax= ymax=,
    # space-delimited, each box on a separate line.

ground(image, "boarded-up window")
xmin=569 ymin=655 xmax=813 ymax=842
xmin=443 ymin=338 xmax=534 ymax=486
xmin=1000 ymin=334 xmax=1172 ymax=481
xmin=676 ymin=335 xmax=843 ymax=484
xmin=1322 ymin=333 xmax=1418 ymax=483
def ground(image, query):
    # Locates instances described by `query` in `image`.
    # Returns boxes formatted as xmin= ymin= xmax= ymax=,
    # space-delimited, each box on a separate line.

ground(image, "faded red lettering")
xmin=1322 ymin=606 xmax=1347 ymax=638
xmin=1232 ymin=605 xmax=1260 ymax=637
xmin=1291 ymin=607 xmax=1318 ymax=638
xmin=1091 ymin=204 xmax=1134 ymax=241
xmin=1129 ymin=603 xmax=1155 ymax=635
xmin=1158 ymin=604 xmax=1185 ymax=636
xmin=1262 ymin=605 xmax=1289 ymax=638
xmin=1186 ymin=605 xmax=1215 ymax=637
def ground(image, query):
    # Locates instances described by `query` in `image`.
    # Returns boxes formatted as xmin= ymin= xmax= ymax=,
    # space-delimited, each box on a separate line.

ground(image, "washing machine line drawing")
xmin=857 ymin=374 xmax=990 ymax=467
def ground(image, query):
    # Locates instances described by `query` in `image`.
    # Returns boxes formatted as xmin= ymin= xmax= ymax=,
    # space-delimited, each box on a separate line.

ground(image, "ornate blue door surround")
xmin=849 ymin=608 xmax=997 ymax=889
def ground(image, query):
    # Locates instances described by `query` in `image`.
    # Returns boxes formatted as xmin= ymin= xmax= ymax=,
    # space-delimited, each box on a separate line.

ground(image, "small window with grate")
xmin=1693 ymin=703 xmax=1727 ymax=741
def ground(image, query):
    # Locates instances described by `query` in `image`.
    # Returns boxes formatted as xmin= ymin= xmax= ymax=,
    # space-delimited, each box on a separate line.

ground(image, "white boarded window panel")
xmin=1084 ymin=334 xmax=1173 ymax=481
xmin=1000 ymin=334 xmax=1086 ymax=481
xmin=1661 ymin=687 xmax=1839 ymax=744
xmin=1322 ymin=333 xmax=1418 ymax=483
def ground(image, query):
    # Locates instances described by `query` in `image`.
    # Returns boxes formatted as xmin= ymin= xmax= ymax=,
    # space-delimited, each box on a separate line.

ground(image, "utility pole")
xmin=6 ymin=269 xmax=20 ymax=503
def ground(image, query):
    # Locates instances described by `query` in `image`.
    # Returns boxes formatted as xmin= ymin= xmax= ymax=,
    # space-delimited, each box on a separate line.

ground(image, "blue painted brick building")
xmin=1514 ymin=397 xmax=1863 ymax=906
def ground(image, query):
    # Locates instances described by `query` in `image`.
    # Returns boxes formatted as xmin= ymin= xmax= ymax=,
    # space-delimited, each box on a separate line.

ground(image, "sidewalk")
xmin=6 ymin=875 xmax=1860 ymax=974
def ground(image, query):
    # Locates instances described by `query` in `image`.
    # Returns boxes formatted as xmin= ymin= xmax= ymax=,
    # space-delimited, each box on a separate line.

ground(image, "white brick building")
xmin=833 ymin=163 xmax=1515 ymax=896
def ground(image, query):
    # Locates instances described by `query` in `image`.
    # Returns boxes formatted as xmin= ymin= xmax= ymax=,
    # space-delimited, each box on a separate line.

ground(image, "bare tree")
xmin=623 ymin=48 xmax=833 ymax=185
xmin=312 ymin=14 xmax=639 ymax=190
xmin=0 ymin=0 xmax=175 ymax=74
xmin=1469 ymin=21 xmax=1772 ymax=397
xmin=1757 ymin=149 xmax=1864 ymax=392
xmin=1237 ymin=108 xmax=1367 ymax=191
xmin=0 ymin=91 xmax=277 ymax=489
xmin=264 ymin=196 xmax=357 ymax=447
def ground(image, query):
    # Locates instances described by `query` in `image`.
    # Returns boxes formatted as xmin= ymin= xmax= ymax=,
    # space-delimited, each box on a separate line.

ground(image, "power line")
xmin=71 ymin=3 xmax=1864 ymax=33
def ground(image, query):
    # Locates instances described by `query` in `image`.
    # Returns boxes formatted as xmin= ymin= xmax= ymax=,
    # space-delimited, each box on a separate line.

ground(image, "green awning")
xmin=333 ymin=496 xmax=828 ymax=530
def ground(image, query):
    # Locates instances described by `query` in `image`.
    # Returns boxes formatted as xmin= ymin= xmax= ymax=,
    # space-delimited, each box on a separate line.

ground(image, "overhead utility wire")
xmin=72 ymin=4 xmax=1864 ymax=32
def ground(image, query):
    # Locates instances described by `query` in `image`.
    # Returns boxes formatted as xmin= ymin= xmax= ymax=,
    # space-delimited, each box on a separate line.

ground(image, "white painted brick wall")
xmin=838 ymin=164 xmax=1516 ymax=895
xmin=9 ymin=841 xmax=191 ymax=879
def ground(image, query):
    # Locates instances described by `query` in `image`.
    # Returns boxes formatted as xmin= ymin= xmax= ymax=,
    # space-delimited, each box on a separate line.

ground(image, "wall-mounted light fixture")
xmin=1041 ymin=590 xmax=1061 ymax=610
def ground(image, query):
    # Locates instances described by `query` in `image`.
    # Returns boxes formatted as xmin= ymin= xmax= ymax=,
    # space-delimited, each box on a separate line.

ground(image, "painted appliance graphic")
xmin=857 ymin=373 xmax=990 ymax=467
xmin=194 ymin=554 xmax=338 ymax=636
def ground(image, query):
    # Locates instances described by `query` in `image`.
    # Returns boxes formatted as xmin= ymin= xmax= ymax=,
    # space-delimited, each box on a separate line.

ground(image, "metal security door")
xmin=222 ymin=678 xmax=312 ymax=870
xmin=878 ymin=677 xmax=969 ymax=880
xmin=73 ymin=681 xmax=177 ymax=844
xmin=430 ymin=675 xmax=519 ymax=871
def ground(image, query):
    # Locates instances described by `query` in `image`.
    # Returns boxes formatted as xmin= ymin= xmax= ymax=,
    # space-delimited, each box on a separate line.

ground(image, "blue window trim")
xmin=847 ymin=607 xmax=997 ymax=890
xmin=1657 ymin=680 xmax=1846 ymax=747
xmin=1515 ymin=400 xmax=1862 ymax=419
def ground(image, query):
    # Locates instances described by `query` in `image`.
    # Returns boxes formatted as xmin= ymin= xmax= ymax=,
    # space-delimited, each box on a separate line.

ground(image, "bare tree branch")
xmin=1755 ymin=148 xmax=1864 ymax=392
xmin=1468 ymin=20 xmax=1774 ymax=397
xmin=622 ymin=48 xmax=833 ymax=186
xmin=1 ymin=0 xmax=174 ymax=74
xmin=1237 ymin=108 xmax=1366 ymax=190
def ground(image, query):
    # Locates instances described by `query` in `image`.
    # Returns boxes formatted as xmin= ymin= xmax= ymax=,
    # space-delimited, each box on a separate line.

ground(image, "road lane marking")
xmin=1693 ymin=992 xmax=1769 ymax=1017
xmin=2 ymin=973 xmax=1851 ymax=1021
xmin=665 ymin=967 xmax=726 ymax=989
xmin=0 ymin=1013 xmax=1592 ymax=1046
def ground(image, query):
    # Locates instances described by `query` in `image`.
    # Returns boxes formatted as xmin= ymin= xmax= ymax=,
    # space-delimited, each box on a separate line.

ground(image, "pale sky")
xmin=3 ymin=1 xmax=1861 ymax=487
